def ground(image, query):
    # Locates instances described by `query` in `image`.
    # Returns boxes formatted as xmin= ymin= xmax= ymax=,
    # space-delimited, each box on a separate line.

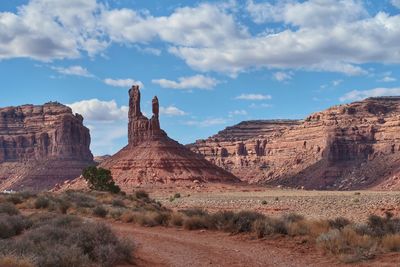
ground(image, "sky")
xmin=1 ymin=0 xmax=400 ymax=156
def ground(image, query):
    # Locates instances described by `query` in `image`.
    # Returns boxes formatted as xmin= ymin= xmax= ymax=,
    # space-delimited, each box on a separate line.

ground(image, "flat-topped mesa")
xmin=128 ymin=85 xmax=166 ymax=146
xmin=0 ymin=102 xmax=94 ymax=191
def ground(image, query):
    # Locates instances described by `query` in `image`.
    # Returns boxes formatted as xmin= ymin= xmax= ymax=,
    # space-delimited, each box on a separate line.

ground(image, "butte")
xmin=99 ymin=85 xmax=238 ymax=187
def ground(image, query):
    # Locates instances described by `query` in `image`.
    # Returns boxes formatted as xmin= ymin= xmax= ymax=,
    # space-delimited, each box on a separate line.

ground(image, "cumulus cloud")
xmin=68 ymin=99 xmax=128 ymax=121
xmin=51 ymin=65 xmax=93 ymax=77
xmin=2 ymin=0 xmax=400 ymax=77
xmin=159 ymin=106 xmax=186 ymax=116
xmin=152 ymin=75 xmax=218 ymax=90
xmin=104 ymin=78 xmax=144 ymax=88
xmin=273 ymin=71 xmax=292 ymax=81
xmin=392 ymin=0 xmax=400 ymax=8
xmin=340 ymin=87 xmax=400 ymax=102
xmin=236 ymin=94 xmax=272 ymax=100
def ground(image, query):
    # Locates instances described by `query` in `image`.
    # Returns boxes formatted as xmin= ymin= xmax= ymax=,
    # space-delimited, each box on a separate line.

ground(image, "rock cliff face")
xmin=188 ymin=97 xmax=400 ymax=190
xmin=0 ymin=103 xmax=93 ymax=191
xmin=99 ymin=85 xmax=238 ymax=188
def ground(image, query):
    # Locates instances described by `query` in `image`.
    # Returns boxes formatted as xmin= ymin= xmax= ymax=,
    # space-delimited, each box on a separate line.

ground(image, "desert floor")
xmin=141 ymin=184 xmax=400 ymax=222
xmin=113 ymin=184 xmax=400 ymax=266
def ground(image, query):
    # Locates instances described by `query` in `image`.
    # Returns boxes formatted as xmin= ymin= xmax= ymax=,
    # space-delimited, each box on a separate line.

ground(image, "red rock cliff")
xmin=188 ymin=97 xmax=400 ymax=190
xmin=0 ymin=102 xmax=93 ymax=191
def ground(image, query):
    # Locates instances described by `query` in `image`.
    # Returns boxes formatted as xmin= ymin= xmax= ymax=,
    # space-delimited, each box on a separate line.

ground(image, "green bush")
xmin=82 ymin=166 xmax=121 ymax=193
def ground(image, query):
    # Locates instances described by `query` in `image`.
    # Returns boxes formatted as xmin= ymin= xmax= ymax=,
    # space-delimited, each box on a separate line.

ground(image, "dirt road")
xmin=113 ymin=222 xmax=343 ymax=267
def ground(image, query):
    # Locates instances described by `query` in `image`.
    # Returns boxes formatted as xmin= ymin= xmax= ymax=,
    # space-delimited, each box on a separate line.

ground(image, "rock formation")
xmin=99 ymin=85 xmax=238 ymax=188
xmin=0 ymin=102 xmax=93 ymax=191
xmin=188 ymin=97 xmax=400 ymax=190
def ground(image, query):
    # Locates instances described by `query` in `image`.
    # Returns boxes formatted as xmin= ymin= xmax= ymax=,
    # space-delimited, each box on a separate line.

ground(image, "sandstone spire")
xmin=128 ymin=85 xmax=166 ymax=146
xmin=97 ymin=85 xmax=239 ymax=188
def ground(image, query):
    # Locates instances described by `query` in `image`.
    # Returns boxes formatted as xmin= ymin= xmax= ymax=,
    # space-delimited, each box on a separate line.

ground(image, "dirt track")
xmin=113 ymin=222 xmax=341 ymax=267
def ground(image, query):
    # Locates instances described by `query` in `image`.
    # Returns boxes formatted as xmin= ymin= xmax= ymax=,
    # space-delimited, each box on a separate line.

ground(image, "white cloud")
xmin=236 ymin=94 xmax=272 ymax=100
xmin=152 ymin=75 xmax=218 ymax=90
xmin=392 ymin=0 xmax=400 ymax=9
xmin=273 ymin=71 xmax=292 ymax=81
xmin=184 ymin=117 xmax=229 ymax=127
xmin=249 ymin=103 xmax=273 ymax=109
xmin=247 ymin=0 xmax=367 ymax=27
xmin=51 ymin=65 xmax=93 ymax=77
xmin=229 ymin=110 xmax=247 ymax=117
xmin=104 ymin=78 xmax=144 ymax=88
xmin=68 ymin=99 xmax=128 ymax=121
xmin=332 ymin=79 xmax=343 ymax=86
xmin=340 ymin=87 xmax=400 ymax=102
xmin=380 ymin=76 xmax=397 ymax=82
xmin=2 ymin=0 xmax=400 ymax=77
xmin=159 ymin=106 xmax=186 ymax=116
xmin=134 ymin=45 xmax=161 ymax=56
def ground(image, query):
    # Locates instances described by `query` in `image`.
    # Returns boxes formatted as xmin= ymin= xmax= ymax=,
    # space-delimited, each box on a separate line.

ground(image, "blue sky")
xmin=1 ymin=0 xmax=400 ymax=155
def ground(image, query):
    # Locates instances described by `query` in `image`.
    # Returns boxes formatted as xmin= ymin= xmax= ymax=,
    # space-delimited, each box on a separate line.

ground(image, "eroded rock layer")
xmin=99 ymin=86 xmax=238 ymax=187
xmin=0 ymin=103 xmax=93 ymax=191
xmin=188 ymin=97 xmax=400 ymax=190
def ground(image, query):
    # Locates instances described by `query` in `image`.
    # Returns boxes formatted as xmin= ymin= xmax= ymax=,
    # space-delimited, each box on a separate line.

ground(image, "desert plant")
xmin=34 ymin=196 xmax=50 ymax=209
xmin=183 ymin=216 xmax=210 ymax=230
xmin=382 ymin=234 xmax=400 ymax=252
xmin=93 ymin=206 xmax=108 ymax=218
xmin=82 ymin=166 xmax=121 ymax=193
xmin=134 ymin=190 xmax=149 ymax=199
xmin=0 ymin=215 xmax=32 ymax=239
xmin=0 ymin=202 xmax=20 ymax=215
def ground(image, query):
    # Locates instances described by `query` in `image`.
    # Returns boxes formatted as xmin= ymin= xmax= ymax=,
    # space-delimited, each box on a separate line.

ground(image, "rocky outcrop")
xmin=188 ymin=97 xmax=400 ymax=190
xmin=99 ymin=85 xmax=238 ymax=188
xmin=0 ymin=102 xmax=93 ymax=191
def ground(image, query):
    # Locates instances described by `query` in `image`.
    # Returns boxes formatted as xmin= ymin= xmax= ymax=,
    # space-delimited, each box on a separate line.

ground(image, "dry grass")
xmin=382 ymin=234 xmax=400 ymax=252
xmin=0 ymin=256 xmax=35 ymax=267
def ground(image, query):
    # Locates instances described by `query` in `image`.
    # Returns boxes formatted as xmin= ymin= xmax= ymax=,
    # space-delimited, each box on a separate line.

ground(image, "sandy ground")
xmin=141 ymin=184 xmax=400 ymax=221
xmin=111 ymin=222 xmax=400 ymax=267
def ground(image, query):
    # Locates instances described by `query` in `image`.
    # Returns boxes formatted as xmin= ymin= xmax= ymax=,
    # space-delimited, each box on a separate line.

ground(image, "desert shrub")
xmin=0 ymin=215 xmax=134 ymax=267
xmin=121 ymin=212 xmax=135 ymax=223
xmin=316 ymin=227 xmax=376 ymax=262
xmin=229 ymin=211 xmax=265 ymax=233
xmin=282 ymin=213 xmax=304 ymax=224
xmin=183 ymin=215 xmax=210 ymax=230
xmin=110 ymin=209 xmax=123 ymax=220
xmin=134 ymin=190 xmax=149 ymax=200
xmin=63 ymin=191 xmax=97 ymax=208
xmin=57 ymin=200 xmax=71 ymax=214
xmin=174 ymin=193 xmax=181 ymax=199
xmin=382 ymin=234 xmax=400 ymax=252
xmin=6 ymin=195 xmax=23 ymax=205
xmin=329 ymin=217 xmax=351 ymax=230
xmin=82 ymin=166 xmax=121 ymax=193
xmin=34 ymin=196 xmax=50 ymax=209
xmin=135 ymin=211 xmax=170 ymax=227
xmin=93 ymin=206 xmax=108 ymax=218
xmin=169 ymin=212 xmax=184 ymax=227
xmin=209 ymin=210 xmax=235 ymax=231
xmin=261 ymin=200 xmax=268 ymax=205
xmin=287 ymin=219 xmax=310 ymax=236
xmin=0 ymin=256 xmax=35 ymax=267
xmin=366 ymin=214 xmax=400 ymax=237
xmin=112 ymin=199 xmax=125 ymax=207
xmin=253 ymin=217 xmax=288 ymax=238
xmin=0 ymin=215 xmax=32 ymax=239
xmin=0 ymin=202 xmax=20 ymax=215
xmin=180 ymin=208 xmax=208 ymax=217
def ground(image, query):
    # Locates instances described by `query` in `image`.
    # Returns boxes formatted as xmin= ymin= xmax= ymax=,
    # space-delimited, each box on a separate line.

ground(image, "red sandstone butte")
xmin=0 ymin=102 xmax=94 ymax=191
xmin=98 ymin=85 xmax=238 ymax=188
xmin=188 ymin=97 xmax=400 ymax=190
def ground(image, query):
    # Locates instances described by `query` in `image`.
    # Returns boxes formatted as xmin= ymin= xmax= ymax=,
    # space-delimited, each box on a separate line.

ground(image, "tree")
xmin=82 ymin=166 xmax=121 ymax=193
